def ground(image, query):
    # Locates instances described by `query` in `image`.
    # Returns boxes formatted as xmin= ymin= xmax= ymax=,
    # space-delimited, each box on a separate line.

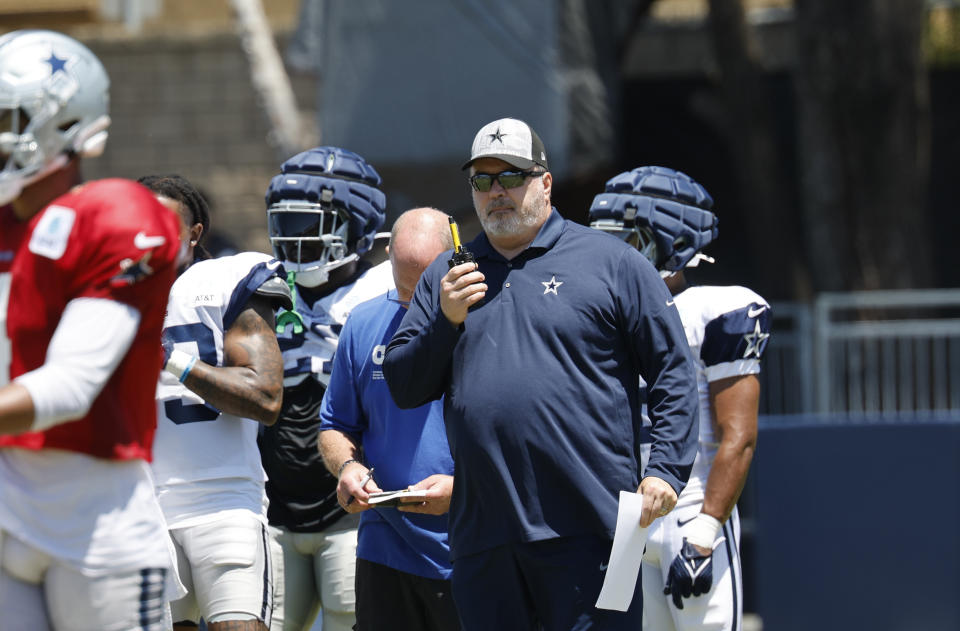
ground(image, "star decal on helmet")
xmin=488 ymin=128 xmax=507 ymax=144
xmin=742 ymin=319 xmax=770 ymax=359
xmin=44 ymin=51 xmax=68 ymax=75
xmin=541 ymin=275 xmax=563 ymax=295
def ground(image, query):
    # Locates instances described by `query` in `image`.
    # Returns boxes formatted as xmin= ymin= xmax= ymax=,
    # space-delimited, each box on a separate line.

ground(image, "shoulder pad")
xmin=256 ymin=275 xmax=294 ymax=311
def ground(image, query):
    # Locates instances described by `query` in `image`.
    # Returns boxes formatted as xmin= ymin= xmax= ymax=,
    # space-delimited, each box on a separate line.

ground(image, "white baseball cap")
xmin=462 ymin=118 xmax=549 ymax=171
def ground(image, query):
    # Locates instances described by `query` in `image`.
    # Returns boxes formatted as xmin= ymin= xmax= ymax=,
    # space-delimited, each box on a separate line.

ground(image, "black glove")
xmin=664 ymin=538 xmax=713 ymax=609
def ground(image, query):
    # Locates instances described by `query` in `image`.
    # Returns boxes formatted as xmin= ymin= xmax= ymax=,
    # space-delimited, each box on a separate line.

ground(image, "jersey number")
xmin=163 ymin=322 xmax=220 ymax=424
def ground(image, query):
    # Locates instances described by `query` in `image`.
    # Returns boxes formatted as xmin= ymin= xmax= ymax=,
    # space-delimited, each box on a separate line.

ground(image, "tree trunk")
xmin=794 ymin=0 xmax=931 ymax=291
xmin=707 ymin=0 xmax=809 ymax=299
xmin=230 ymin=0 xmax=314 ymax=160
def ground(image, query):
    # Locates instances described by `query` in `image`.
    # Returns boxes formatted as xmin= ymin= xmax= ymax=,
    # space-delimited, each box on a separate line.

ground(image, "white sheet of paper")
xmin=595 ymin=490 xmax=649 ymax=611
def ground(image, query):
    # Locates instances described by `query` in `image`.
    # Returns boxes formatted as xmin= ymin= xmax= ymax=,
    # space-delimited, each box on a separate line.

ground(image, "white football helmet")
xmin=0 ymin=30 xmax=111 ymax=206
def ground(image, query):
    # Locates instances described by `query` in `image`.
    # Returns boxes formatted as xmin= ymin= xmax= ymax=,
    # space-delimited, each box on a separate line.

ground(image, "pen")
xmin=347 ymin=467 xmax=374 ymax=506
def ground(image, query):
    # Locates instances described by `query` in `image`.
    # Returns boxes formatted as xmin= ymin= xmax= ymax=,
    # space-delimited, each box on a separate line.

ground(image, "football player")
xmin=0 ymin=30 xmax=182 ymax=630
xmin=145 ymin=174 xmax=292 ymax=631
xmin=589 ymin=166 xmax=771 ymax=631
xmin=257 ymin=146 xmax=394 ymax=631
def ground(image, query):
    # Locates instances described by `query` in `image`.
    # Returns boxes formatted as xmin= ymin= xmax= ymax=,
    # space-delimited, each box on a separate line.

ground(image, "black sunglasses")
xmin=469 ymin=170 xmax=544 ymax=193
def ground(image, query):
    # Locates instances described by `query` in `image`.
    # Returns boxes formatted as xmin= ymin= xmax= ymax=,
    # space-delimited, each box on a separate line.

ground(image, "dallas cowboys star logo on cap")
xmin=541 ymin=275 xmax=563 ymax=295
xmin=45 ymin=52 xmax=68 ymax=75
xmin=488 ymin=128 xmax=507 ymax=144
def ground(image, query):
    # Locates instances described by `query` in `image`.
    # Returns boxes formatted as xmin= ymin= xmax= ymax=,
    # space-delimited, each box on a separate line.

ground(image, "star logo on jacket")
xmin=742 ymin=320 xmax=770 ymax=359
xmin=541 ymin=275 xmax=563 ymax=295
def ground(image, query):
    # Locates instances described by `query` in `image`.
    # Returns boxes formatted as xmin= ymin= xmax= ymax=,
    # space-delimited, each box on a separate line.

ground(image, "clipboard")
xmin=367 ymin=489 xmax=429 ymax=507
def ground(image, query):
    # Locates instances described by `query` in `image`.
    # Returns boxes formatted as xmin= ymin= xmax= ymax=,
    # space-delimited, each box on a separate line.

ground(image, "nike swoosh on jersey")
xmin=134 ymin=232 xmax=167 ymax=249
xmin=747 ymin=305 xmax=767 ymax=318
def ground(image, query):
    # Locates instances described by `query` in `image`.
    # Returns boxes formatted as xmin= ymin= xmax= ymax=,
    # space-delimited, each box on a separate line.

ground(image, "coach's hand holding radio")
xmin=440 ymin=217 xmax=485 ymax=327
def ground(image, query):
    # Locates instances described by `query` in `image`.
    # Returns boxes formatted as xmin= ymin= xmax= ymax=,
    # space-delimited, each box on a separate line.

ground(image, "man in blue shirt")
xmin=319 ymin=207 xmax=460 ymax=631
xmin=383 ymin=118 xmax=700 ymax=631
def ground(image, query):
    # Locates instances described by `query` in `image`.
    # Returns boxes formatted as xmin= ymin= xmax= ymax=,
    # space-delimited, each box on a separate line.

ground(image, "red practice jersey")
xmin=0 ymin=205 xmax=29 ymax=274
xmin=0 ymin=179 xmax=180 ymax=460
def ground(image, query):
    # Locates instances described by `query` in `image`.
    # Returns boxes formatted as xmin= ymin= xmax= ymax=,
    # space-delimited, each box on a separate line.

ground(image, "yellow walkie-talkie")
xmin=448 ymin=216 xmax=475 ymax=268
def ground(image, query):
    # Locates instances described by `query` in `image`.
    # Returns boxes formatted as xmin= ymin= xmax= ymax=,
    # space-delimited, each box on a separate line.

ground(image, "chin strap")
xmin=75 ymin=115 xmax=111 ymax=158
xmin=686 ymin=252 xmax=716 ymax=268
xmin=275 ymin=270 xmax=305 ymax=334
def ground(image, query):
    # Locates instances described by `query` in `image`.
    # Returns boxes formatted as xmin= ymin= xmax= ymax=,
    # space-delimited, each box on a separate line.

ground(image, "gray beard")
xmin=480 ymin=198 xmax=546 ymax=238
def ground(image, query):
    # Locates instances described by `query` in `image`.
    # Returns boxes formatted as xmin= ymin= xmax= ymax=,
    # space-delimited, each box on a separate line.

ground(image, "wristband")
xmin=683 ymin=513 xmax=723 ymax=549
xmin=164 ymin=349 xmax=197 ymax=383
xmin=338 ymin=458 xmax=360 ymax=478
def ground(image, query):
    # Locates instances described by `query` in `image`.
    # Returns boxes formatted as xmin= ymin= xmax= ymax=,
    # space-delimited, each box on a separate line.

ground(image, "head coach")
xmin=382 ymin=117 xmax=699 ymax=631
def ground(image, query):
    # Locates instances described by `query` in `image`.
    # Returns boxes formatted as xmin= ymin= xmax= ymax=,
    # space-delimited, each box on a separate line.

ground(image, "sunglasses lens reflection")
xmin=470 ymin=171 xmax=536 ymax=192
xmin=472 ymin=175 xmax=494 ymax=192
xmin=497 ymin=173 xmax=526 ymax=188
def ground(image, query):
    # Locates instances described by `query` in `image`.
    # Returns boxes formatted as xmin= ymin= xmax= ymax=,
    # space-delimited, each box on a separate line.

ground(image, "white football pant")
xmin=0 ymin=530 xmax=171 ymax=631
xmin=168 ymin=513 xmax=274 ymax=626
xmin=269 ymin=513 xmax=359 ymax=631
xmin=641 ymin=501 xmax=742 ymax=631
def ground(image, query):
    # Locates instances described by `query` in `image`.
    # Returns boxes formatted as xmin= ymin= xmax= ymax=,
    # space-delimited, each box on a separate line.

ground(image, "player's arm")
xmin=2 ymin=298 xmax=141 ymax=436
xmin=0 ymin=384 xmax=36 ymax=435
xmin=663 ymin=373 xmax=759 ymax=609
xmin=176 ymin=294 xmax=283 ymax=425
xmin=694 ymin=373 xmax=759 ymax=550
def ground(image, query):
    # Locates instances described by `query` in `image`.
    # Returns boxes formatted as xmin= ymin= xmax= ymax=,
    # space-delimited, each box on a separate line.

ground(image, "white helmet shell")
xmin=0 ymin=30 xmax=110 ymax=205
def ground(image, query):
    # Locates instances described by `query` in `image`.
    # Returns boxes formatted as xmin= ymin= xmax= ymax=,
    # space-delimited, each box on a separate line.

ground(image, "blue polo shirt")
xmin=319 ymin=291 xmax=454 ymax=580
xmin=383 ymin=208 xmax=699 ymax=560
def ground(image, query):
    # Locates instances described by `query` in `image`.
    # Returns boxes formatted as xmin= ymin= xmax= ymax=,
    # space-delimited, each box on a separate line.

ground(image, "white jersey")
xmin=261 ymin=260 xmax=394 ymax=533
xmin=640 ymin=285 xmax=770 ymax=502
xmin=0 ymin=450 xmax=171 ymax=576
xmin=153 ymin=252 xmax=284 ymax=528
xmin=280 ymin=260 xmax=393 ymax=388
xmin=640 ymin=285 xmax=770 ymax=631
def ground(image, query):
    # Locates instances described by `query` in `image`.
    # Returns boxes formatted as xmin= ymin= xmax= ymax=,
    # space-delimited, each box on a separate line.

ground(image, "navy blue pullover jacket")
xmin=383 ymin=209 xmax=698 ymax=560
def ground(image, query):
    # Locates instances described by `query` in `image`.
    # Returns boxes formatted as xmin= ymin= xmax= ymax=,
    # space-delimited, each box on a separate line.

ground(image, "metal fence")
xmin=758 ymin=289 xmax=960 ymax=415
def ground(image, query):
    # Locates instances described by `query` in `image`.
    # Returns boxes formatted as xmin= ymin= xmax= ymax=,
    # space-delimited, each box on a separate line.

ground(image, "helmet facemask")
xmin=265 ymin=146 xmax=387 ymax=290
xmin=588 ymin=167 xmax=718 ymax=276
xmin=267 ymin=193 xmax=355 ymax=288
xmin=590 ymin=216 xmax=678 ymax=278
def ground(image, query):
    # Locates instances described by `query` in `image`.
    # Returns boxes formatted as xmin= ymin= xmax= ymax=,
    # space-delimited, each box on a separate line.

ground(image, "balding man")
xmin=319 ymin=207 xmax=461 ymax=631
